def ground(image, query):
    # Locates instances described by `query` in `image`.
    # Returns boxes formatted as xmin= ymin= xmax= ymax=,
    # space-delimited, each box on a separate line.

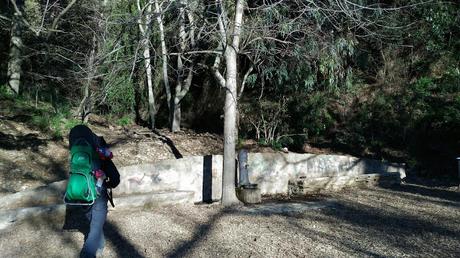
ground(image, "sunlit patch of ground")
xmin=1 ymin=186 xmax=459 ymax=257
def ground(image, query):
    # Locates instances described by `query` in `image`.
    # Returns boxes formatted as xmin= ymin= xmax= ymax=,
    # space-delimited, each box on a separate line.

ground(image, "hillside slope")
xmin=0 ymin=112 xmax=224 ymax=195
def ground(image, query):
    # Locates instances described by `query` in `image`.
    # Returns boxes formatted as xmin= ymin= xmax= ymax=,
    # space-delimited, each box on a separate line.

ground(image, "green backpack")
xmin=64 ymin=139 xmax=97 ymax=205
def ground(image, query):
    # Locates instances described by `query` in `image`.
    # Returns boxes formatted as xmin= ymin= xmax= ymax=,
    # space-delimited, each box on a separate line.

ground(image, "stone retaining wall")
xmin=248 ymin=153 xmax=405 ymax=195
xmin=117 ymin=153 xmax=405 ymax=202
xmin=0 ymin=153 xmax=405 ymax=209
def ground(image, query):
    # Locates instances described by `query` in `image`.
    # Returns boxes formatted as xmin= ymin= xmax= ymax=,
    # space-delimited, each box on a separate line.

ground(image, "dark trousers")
xmin=80 ymin=189 xmax=108 ymax=258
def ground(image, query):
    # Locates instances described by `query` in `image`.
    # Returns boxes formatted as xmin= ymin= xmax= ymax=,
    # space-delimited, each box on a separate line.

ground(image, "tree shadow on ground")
xmin=276 ymin=189 xmax=460 ymax=257
xmin=0 ymin=205 xmax=81 ymax=257
xmin=379 ymin=182 xmax=460 ymax=204
xmin=0 ymin=145 xmax=68 ymax=194
xmin=287 ymin=217 xmax=387 ymax=257
xmin=404 ymin=175 xmax=460 ymax=188
xmin=163 ymin=188 xmax=460 ymax=257
xmin=249 ymin=182 xmax=460 ymax=256
xmin=4 ymin=185 xmax=460 ymax=257
xmin=0 ymin=131 xmax=48 ymax=151
xmin=1 ymin=176 xmax=144 ymax=257
xmin=104 ymin=221 xmax=146 ymax=258
xmin=153 ymin=130 xmax=183 ymax=159
xmin=0 ymin=122 xmax=69 ymax=191
xmin=3 ymin=199 xmax=147 ymax=257
xmin=165 ymin=207 xmax=234 ymax=258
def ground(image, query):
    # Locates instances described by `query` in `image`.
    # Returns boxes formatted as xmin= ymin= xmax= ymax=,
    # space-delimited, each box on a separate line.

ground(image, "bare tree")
xmin=137 ymin=0 xmax=157 ymax=129
xmin=6 ymin=0 xmax=23 ymax=94
xmin=154 ymin=0 xmax=171 ymax=118
xmin=170 ymin=0 xmax=198 ymax=132
xmin=153 ymin=0 xmax=203 ymax=132
xmin=6 ymin=0 xmax=78 ymax=95
xmin=76 ymin=34 xmax=98 ymax=122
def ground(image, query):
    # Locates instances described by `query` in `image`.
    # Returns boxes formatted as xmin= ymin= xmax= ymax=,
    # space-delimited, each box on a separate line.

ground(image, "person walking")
xmin=67 ymin=124 xmax=119 ymax=258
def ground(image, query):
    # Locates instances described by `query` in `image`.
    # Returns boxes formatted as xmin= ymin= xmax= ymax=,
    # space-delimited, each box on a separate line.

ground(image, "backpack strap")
xmin=73 ymin=137 xmax=91 ymax=146
xmin=107 ymin=188 xmax=115 ymax=207
xmin=72 ymin=138 xmax=94 ymax=159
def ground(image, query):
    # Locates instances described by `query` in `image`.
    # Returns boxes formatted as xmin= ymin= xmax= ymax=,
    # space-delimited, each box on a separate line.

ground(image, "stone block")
xmin=288 ymin=172 xmax=402 ymax=196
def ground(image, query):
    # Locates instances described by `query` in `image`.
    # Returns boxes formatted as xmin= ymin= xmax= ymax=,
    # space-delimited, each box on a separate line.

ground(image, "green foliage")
xmin=31 ymin=106 xmax=83 ymax=139
xmin=288 ymin=92 xmax=334 ymax=139
xmin=421 ymin=2 xmax=459 ymax=52
xmin=116 ymin=115 xmax=134 ymax=127
xmin=1 ymin=0 xmax=459 ymax=180
xmin=319 ymin=37 xmax=356 ymax=90
xmin=50 ymin=114 xmax=83 ymax=139
xmin=257 ymin=138 xmax=283 ymax=151
xmin=245 ymin=74 xmax=258 ymax=87
xmin=24 ymin=0 xmax=42 ymax=28
xmin=0 ymin=85 xmax=14 ymax=99
xmin=1 ymin=88 xmax=82 ymax=139
xmin=105 ymin=74 xmax=135 ymax=115
xmin=31 ymin=113 xmax=49 ymax=131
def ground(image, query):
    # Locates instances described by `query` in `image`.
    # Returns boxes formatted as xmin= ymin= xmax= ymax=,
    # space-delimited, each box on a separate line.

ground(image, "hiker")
xmin=66 ymin=124 xmax=119 ymax=258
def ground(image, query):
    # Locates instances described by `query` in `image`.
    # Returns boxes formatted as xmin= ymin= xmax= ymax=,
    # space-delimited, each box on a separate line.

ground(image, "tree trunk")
xmin=171 ymin=60 xmax=182 ymax=132
xmin=142 ymin=38 xmax=155 ymax=129
xmin=7 ymin=3 xmax=24 ymax=95
xmin=222 ymin=46 xmax=240 ymax=206
xmin=221 ymin=0 xmax=245 ymax=206
xmin=83 ymin=38 xmax=97 ymax=123
xmin=171 ymin=0 xmax=194 ymax=132
xmin=171 ymin=95 xmax=181 ymax=132
xmin=138 ymin=0 xmax=156 ymax=129
xmin=154 ymin=0 xmax=171 ymax=114
xmin=172 ymin=65 xmax=193 ymax=132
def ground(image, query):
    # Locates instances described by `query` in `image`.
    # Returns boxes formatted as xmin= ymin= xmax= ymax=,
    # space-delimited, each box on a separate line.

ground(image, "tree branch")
xmin=238 ymin=65 xmax=253 ymax=99
xmin=169 ymin=50 xmax=223 ymax=55
xmin=212 ymin=54 xmax=226 ymax=88
xmin=50 ymin=0 xmax=77 ymax=32
xmin=0 ymin=14 xmax=11 ymax=21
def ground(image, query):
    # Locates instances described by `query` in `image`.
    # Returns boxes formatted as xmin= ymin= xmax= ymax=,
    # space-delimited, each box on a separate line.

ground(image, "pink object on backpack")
xmin=96 ymin=147 xmax=113 ymax=160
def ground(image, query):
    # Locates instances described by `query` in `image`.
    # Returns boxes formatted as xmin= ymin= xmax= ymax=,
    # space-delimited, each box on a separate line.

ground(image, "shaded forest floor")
xmin=1 ymin=187 xmax=460 ymax=257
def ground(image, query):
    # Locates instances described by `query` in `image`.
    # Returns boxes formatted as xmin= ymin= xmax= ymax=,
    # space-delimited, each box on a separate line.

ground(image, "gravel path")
xmin=1 ymin=184 xmax=459 ymax=258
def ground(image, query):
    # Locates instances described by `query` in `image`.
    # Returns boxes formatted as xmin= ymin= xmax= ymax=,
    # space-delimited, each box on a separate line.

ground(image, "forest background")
xmin=1 ymin=0 xmax=459 ymax=181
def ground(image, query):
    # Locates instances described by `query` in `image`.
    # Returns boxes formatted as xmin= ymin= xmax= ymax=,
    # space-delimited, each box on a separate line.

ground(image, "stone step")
xmin=0 ymin=190 xmax=195 ymax=231
xmin=0 ymin=204 xmax=66 ymax=231
xmin=0 ymin=180 xmax=67 ymax=210
xmin=0 ymin=178 xmax=196 ymax=211
xmin=112 ymin=191 xmax=195 ymax=210
xmin=354 ymin=172 xmax=401 ymax=187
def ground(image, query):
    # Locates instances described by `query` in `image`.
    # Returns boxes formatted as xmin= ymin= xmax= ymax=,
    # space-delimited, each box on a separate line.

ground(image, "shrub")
xmin=105 ymin=74 xmax=135 ymax=115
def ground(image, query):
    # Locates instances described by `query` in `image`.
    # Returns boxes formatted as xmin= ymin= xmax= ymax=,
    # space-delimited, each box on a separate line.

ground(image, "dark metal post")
xmin=457 ymin=157 xmax=460 ymax=187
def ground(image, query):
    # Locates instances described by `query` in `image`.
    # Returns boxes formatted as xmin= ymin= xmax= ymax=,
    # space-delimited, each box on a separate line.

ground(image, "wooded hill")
xmin=1 ymin=1 xmax=459 ymax=179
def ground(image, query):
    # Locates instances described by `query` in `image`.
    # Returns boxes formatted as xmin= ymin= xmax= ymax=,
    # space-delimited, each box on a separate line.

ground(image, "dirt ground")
xmin=0 ymin=185 xmax=459 ymax=258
